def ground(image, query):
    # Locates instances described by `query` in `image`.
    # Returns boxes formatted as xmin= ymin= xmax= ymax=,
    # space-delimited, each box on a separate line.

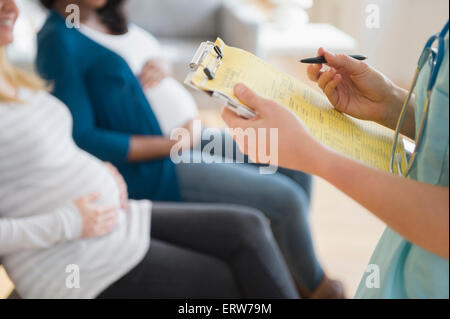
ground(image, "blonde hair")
xmin=0 ymin=48 xmax=48 ymax=103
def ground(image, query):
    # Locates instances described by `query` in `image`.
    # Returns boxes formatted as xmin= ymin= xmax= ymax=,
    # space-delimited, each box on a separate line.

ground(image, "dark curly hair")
xmin=39 ymin=0 xmax=128 ymax=35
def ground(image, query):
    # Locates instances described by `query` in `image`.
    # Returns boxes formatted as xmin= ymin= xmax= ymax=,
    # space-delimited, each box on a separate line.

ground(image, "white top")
xmin=0 ymin=89 xmax=151 ymax=299
xmin=79 ymin=23 xmax=199 ymax=136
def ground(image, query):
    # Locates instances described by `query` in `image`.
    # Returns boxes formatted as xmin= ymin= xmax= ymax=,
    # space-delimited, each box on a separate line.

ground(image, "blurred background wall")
xmin=9 ymin=0 xmax=450 ymax=89
xmin=308 ymin=0 xmax=449 ymax=87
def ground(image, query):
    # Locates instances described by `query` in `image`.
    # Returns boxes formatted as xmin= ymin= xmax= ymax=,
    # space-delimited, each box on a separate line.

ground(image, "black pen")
xmin=300 ymin=55 xmax=367 ymax=64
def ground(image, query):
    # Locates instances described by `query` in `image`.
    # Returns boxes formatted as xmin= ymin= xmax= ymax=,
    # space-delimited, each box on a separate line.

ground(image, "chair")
xmin=7 ymin=289 xmax=21 ymax=299
xmin=0 ymin=262 xmax=20 ymax=299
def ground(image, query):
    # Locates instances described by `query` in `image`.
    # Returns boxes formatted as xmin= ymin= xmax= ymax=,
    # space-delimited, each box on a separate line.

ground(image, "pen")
xmin=300 ymin=54 xmax=367 ymax=64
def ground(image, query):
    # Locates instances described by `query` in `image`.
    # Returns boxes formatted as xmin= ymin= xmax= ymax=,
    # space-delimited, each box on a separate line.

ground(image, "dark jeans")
xmin=97 ymin=202 xmax=299 ymax=299
xmin=174 ymin=131 xmax=322 ymax=291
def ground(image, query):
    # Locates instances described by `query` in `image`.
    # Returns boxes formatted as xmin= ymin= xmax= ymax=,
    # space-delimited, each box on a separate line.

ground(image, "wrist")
xmin=312 ymin=145 xmax=335 ymax=178
xmin=61 ymin=203 xmax=83 ymax=240
xmin=380 ymin=83 xmax=409 ymax=130
xmin=294 ymin=139 xmax=333 ymax=177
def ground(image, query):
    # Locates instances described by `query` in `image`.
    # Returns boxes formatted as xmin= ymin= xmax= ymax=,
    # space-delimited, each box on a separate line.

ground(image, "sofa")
xmin=126 ymin=0 xmax=264 ymax=81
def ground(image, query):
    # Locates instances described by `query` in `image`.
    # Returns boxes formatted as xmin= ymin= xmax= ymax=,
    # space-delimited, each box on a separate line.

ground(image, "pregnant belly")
xmin=145 ymin=77 xmax=199 ymax=136
xmin=2 ymin=150 xmax=125 ymax=225
xmin=42 ymin=150 xmax=122 ymax=214
xmin=72 ymin=152 xmax=122 ymax=208
xmin=59 ymin=152 xmax=126 ymax=226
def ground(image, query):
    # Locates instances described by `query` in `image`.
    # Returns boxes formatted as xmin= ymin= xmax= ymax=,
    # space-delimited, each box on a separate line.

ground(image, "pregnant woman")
xmin=79 ymin=6 xmax=199 ymax=138
xmin=36 ymin=0 xmax=345 ymax=298
xmin=0 ymin=0 xmax=299 ymax=299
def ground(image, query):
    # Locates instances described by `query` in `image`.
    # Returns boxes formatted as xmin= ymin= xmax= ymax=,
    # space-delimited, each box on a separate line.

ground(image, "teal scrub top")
xmin=355 ymin=29 xmax=449 ymax=299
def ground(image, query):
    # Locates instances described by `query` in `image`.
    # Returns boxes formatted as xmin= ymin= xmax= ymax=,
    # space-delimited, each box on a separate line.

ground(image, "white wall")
xmin=308 ymin=0 xmax=449 ymax=87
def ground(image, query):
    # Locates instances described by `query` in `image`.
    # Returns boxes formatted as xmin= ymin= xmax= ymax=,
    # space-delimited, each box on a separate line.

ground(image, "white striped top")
xmin=0 ymin=88 xmax=151 ymax=299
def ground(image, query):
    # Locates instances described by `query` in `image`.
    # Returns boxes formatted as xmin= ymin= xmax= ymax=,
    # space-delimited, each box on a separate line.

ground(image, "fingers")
xmin=104 ymin=162 xmax=128 ymax=206
xmin=142 ymin=69 xmax=164 ymax=83
xmin=94 ymin=212 xmax=119 ymax=236
xmin=80 ymin=203 xmax=120 ymax=238
xmin=105 ymin=163 xmax=121 ymax=180
xmin=94 ymin=205 xmax=119 ymax=235
xmin=307 ymin=63 xmax=323 ymax=82
xmin=140 ymin=70 xmax=165 ymax=89
xmin=310 ymin=65 xmax=341 ymax=106
xmin=234 ymin=83 xmax=273 ymax=116
xmin=306 ymin=47 xmax=328 ymax=83
xmin=105 ymin=162 xmax=117 ymax=173
xmin=76 ymin=192 xmax=101 ymax=205
xmin=140 ymin=61 xmax=166 ymax=89
xmin=121 ymin=198 xmax=128 ymax=210
xmin=306 ymin=50 xmax=342 ymax=106
xmin=321 ymin=47 xmax=367 ymax=75
xmin=141 ymin=60 xmax=158 ymax=75
xmin=311 ymin=47 xmax=368 ymax=76
xmin=119 ymin=184 xmax=128 ymax=210
xmin=97 ymin=219 xmax=118 ymax=235
xmin=95 ymin=205 xmax=119 ymax=223
xmin=318 ymin=67 xmax=336 ymax=90
xmin=324 ymin=74 xmax=341 ymax=106
xmin=221 ymin=106 xmax=250 ymax=129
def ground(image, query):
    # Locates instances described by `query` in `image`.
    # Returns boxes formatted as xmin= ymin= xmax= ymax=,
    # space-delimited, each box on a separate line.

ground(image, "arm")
xmin=222 ymin=84 xmax=449 ymax=259
xmin=0 ymin=193 xmax=119 ymax=256
xmin=36 ymin=35 xmax=175 ymax=163
xmin=317 ymin=149 xmax=449 ymax=259
xmin=0 ymin=205 xmax=82 ymax=255
xmin=382 ymin=86 xmax=416 ymax=139
xmin=128 ymin=136 xmax=176 ymax=162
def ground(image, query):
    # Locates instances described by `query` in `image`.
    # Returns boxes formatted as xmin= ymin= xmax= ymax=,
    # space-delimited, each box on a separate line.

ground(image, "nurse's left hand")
xmin=221 ymin=83 xmax=327 ymax=174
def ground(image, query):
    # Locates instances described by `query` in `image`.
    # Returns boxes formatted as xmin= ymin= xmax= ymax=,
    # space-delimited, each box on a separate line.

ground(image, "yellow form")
xmin=190 ymin=38 xmax=405 ymax=172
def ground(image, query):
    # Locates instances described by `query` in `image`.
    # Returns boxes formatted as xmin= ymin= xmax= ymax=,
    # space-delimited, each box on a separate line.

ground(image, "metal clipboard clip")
xmin=189 ymin=41 xmax=224 ymax=81
xmin=185 ymin=40 xmax=256 ymax=119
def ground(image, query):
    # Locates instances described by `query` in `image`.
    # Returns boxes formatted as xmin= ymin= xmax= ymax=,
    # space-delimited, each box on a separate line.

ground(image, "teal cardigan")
xmin=36 ymin=11 xmax=181 ymax=202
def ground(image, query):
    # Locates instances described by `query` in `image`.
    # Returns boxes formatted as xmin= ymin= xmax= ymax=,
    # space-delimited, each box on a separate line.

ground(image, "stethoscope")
xmin=390 ymin=20 xmax=449 ymax=177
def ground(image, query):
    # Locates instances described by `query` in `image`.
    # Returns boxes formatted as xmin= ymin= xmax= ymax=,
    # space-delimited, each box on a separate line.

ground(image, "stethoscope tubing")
xmin=390 ymin=21 xmax=449 ymax=176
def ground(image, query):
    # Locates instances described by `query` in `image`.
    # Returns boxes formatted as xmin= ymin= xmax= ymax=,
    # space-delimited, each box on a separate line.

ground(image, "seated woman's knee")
xmin=221 ymin=206 xmax=271 ymax=242
xmin=266 ymin=179 xmax=310 ymax=222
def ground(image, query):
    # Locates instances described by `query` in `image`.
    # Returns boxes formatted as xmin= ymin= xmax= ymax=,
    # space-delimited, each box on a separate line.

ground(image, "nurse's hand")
xmin=307 ymin=48 xmax=408 ymax=131
xmin=139 ymin=60 xmax=167 ymax=90
xmin=221 ymin=83 xmax=327 ymax=173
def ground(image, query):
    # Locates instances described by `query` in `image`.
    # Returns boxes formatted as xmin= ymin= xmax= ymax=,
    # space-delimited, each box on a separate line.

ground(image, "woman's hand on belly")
xmin=139 ymin=59 xmax=168 ymax=90
xmin=74 ymin=193 xmax=120 ymax=239
xmin=104 ymin=162 xmax=128 ymax=210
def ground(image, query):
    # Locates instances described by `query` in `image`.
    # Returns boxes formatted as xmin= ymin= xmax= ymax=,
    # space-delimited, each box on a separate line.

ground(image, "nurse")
xmin=222 ymin=22 xmax=449 ymax=298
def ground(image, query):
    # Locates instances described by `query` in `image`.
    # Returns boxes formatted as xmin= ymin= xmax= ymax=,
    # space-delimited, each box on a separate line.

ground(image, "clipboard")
xmin=184 ymin=41 xmax=256 ymax=119
xmin=185 ymin=38 xmax=406 ymax=172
